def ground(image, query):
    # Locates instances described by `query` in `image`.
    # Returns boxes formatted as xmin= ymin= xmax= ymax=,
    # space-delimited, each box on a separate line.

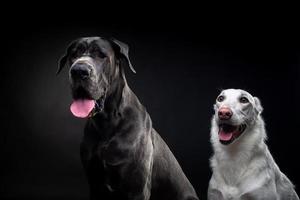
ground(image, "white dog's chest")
xmin=210 ymin=165 xmax=274 ymax=199
xmin=215 ymin=182 xmax=259 ymax=200
xmin=220 ymin=185 xmax=240 ymax=200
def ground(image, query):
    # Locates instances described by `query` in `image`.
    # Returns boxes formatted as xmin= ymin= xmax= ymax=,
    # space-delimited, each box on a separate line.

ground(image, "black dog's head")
xmin=57 ymin=37 xmax=135 ymax=118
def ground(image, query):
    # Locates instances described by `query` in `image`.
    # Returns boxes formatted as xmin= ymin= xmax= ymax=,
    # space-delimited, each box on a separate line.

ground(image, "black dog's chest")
xmin=84 ymin=117 xmax=133 ymax=166
xmin=81 ymin=136 xmax=131 ymax=193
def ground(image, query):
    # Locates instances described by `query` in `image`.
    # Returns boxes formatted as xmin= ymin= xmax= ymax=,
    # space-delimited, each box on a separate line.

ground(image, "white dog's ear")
xmin=254 ymin=97 xmax=263 ymax=114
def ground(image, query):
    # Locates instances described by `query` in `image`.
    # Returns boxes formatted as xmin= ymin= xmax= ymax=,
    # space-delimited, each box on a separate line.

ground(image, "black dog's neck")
xmin=103 ymin=76 xmax=126 ymax=115
xmin=87 ymin=77 xmax=139 ymax=141
xmin=94 ymin=77 xmax=119 ymax=113
xmin=86 ymin=68 xmax=150 ymax=141
xmin=92 ymin=71 xmax=135 ymax=122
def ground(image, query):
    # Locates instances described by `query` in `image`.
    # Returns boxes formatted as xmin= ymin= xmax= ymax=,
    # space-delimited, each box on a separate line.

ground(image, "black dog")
xmin=57 ymin=37 xmax=199 ymax=200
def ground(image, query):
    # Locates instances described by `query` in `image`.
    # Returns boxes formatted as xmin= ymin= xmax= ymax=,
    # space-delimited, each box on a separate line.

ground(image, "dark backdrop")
xmin=1 ymin=14 xmax=300 ymax=200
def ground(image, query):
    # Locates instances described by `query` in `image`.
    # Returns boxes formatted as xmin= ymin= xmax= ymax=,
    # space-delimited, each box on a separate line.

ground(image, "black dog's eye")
xmin=95 ymin=51 xmax=106 ymax=58
xmin=240 ymin=97 xmax=249 ymax=104
xmin=90 ymin=47 xmax=106 ymax=58
xmin=70 ymin=46 xmax=85 ymax=58
xmin=217 ymin=95 xmax=225 ymax=102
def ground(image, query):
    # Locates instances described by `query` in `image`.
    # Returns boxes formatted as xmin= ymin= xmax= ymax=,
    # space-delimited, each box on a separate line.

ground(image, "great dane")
xmin=57 ymin=37 xmax=199 ymax=200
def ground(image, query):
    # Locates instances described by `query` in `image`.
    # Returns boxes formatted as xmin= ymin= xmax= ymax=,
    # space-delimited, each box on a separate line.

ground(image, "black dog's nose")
xmin=70 ymin=63 xmax=91 ymax=79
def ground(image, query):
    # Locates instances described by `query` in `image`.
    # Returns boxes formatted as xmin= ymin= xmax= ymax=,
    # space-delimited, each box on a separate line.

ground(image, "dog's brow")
xmin=73 ymin=42 xmax=87 ymax=52
xmin=90 ymin=43 xmax=101 ymax=51
xmin=91 ymin=42 xmax=110 ymax=54
xmin=239 ymin=92 xmax=248 ymax=97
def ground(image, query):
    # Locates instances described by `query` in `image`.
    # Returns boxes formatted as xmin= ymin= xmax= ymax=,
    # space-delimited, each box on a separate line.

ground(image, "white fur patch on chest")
xmin=220 ymin=185 xmax=239 ymax=199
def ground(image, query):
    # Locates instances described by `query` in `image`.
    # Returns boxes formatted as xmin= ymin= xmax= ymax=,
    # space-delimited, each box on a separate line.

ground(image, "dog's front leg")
xmin=80 ymin=141 xmax=113 ymax=200
xmin=117 ymin=134 xmax=154 ymax=200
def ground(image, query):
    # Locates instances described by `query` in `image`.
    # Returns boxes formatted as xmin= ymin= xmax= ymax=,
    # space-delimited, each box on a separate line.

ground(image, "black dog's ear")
xmin=110 ymin=38 xmax=136 ymax=73
xmin=56 ymin=40 xmax=77 ymax=75
xmin=56 ymin=55 xmax=68 ymax=75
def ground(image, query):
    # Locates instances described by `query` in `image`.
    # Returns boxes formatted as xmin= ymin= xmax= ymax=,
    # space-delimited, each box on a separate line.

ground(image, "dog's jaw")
xmin=218 ymin=123 xmax=247 ymax=145
xmin=210 ymin=115 xmax=267 ymax=153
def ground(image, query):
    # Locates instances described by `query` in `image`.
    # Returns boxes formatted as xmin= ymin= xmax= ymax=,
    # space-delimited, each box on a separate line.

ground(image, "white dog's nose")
xmin=218 ymin=107 xmax=232 ymax=120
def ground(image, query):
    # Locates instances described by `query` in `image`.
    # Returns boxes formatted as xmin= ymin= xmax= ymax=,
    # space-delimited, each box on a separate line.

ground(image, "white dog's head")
xmin=211 ymin=89 xmax=263 ymax=145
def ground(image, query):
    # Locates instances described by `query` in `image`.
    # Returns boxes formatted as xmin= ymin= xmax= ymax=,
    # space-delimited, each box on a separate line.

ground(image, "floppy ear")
xmin=56 ymin=55 xmax=68 ymax=75
xmin=110 ymin=38 xmax=136 ymax=73
xmin=56 ymin=39 xmax=77 ymax=75
xmin=254 ymin=97 xmax=263 ymax=114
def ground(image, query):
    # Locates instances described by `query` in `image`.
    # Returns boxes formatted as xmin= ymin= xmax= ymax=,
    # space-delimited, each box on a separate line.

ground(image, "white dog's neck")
xmin=210 ymin=116 xmax=268 ymax=185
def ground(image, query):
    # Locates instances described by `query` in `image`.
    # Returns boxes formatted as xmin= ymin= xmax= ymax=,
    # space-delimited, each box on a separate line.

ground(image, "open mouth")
xmin=70 ymin=99 xmax=96 ymax=118
xmin=70 ymin=87 xmax=104 ymax=118
xmin=218 ymin=123 xmax=247 ymax=145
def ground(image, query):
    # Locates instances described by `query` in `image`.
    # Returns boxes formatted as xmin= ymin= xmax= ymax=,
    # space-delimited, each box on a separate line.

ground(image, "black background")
xmin=1 ymin=9 xmax=300 ymax=200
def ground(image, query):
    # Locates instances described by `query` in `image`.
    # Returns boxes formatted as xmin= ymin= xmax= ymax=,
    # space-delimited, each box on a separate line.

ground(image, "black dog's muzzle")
xmin=70 ymin=62 xmax=92 ymax=80
xmin=70 ymin=56 xmax=95 ymax=80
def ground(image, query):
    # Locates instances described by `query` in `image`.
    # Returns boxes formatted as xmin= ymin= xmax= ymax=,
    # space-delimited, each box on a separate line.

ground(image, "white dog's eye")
xmin=217 ymin=95 xmax=225 ymax=102
xmin=240 ymin=97 xmax=249 ymax=104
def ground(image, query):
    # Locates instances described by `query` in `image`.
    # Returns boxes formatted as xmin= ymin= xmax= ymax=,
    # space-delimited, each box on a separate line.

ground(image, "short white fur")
xmin=208 ymin=89 xmax=299 ymax=200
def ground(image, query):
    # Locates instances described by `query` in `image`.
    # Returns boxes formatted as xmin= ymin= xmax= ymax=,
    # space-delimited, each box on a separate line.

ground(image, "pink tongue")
xmin=219 ymin=131 xmax=233 ymax=141
xmin=70 ymin=99 xmax=95 ymax=118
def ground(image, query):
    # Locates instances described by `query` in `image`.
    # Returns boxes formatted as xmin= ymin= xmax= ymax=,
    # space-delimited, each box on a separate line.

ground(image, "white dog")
xmin=208 ymin=89 xmax=299 ymax=200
